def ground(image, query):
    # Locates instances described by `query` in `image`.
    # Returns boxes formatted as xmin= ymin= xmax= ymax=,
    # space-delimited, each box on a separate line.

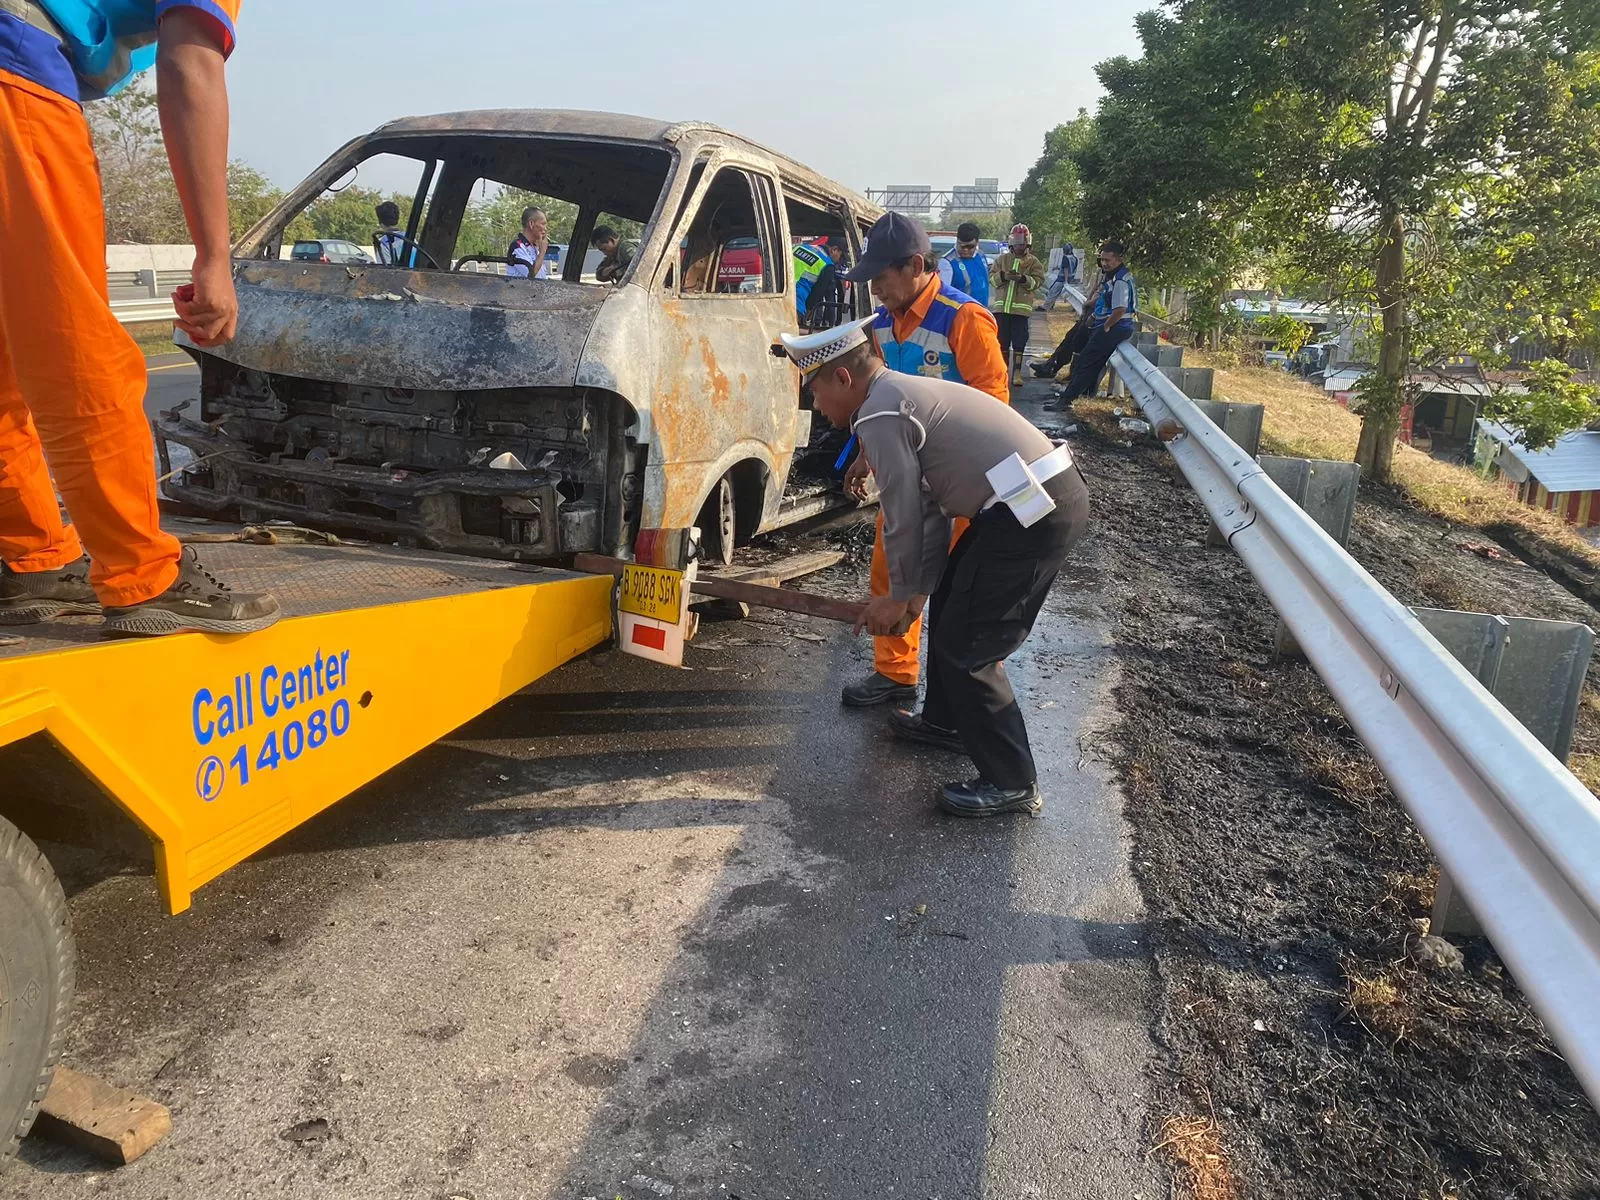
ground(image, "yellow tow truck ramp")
xmin=0 ymin=538 xmax=613 ymax=915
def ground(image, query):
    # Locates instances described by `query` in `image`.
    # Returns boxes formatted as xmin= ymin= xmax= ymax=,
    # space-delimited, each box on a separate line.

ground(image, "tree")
xmin=227 ymin=162 xmax=282 ymax=240
xmin=87 ymin=81 xmax=185 ymax=243
xmin=1071 ymin=1 xmax=1600 ymax=482
xmin=1012 ymin=110 xmax=1095 ymax=250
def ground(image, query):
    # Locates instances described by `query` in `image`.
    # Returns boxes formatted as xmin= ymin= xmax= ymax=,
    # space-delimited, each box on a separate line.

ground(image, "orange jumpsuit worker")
xmin=0 ymin=0 xmax=279 ymax=636
xmin=836 ymin=212 xmax=1009 ymax=708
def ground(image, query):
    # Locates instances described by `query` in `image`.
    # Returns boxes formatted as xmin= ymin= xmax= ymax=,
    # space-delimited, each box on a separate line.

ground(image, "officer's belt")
xmin=0 ymin=0 xmax=64 ymax=41
xmin=980 ymin=442 xmax=1075 ymax=513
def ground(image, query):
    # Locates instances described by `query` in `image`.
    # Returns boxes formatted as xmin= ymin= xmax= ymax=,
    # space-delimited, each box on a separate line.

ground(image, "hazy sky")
xmin=226 ymin=0 xmax=1147 ymax=195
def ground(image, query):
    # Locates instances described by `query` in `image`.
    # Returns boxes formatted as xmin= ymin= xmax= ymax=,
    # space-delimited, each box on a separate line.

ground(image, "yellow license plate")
xmin=618 ymin=563 xmax=684 ymax=623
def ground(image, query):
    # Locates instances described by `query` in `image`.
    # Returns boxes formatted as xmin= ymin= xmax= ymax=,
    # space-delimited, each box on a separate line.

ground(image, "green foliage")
xmin=88 ymin=81 xmax=185 ymax=243
xmin=1483 ymin=359 xmax=1600 ymax=451
xmin=1065 ymin=0 xmax=1600 ymax=480
xmin=227 ymin=162 xmax=283 ymax=239
xmin=1251 ymin=313 xmax=1313 ymax=355
xmin=934 ymin=210 xmax=1014 ymax=240
xmin=1012 ymin=111 xmax=1094 ymax=249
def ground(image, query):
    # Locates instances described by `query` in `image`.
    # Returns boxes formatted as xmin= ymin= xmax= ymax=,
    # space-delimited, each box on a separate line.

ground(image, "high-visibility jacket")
xmin=792 ymin=242 xmax=830 ymax=320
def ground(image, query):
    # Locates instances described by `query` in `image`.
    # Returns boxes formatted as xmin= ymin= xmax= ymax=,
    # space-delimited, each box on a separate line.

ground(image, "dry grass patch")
xmin=124 ymin=320 xmax=179 ymax=358
xmin=1343 ymin=968 xmax=1412 ymax=1040
xmin=1183 ymin=352 xmax=1600 ymax=573
xmin=1151 ymin=1110 xmax=1239 ymax=1200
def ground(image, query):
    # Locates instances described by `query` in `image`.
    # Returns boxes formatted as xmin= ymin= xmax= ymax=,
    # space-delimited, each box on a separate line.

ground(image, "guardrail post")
xmin=1199 ymin=401 xmax=1268 ymax=545
xmin=135 ymin=269 xmax=159 ymax=298
xmin=1180 ymin=367 xmax=1214 ymax=400
xmin=1260 ymin=457 xmax=1361 ymax=646
xmin=1410 ymin=608 xmax=1595 ymax=936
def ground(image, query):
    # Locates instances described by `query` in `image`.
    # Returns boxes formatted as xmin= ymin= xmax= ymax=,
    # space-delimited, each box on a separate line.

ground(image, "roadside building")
xmin=1475 ymin=419 xmax=1600 ymax=531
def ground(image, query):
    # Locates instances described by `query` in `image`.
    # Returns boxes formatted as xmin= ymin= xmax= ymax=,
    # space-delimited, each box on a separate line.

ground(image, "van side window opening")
xmin=679 ymin=167 xmax=779 ymax=297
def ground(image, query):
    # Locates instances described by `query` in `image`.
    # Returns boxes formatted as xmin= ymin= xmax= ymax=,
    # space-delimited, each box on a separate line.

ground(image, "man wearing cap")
xmin=835 ymin=211 xmax=1009 ymax=710
xmin=779 ymin=317 xmax=1092 ymax=817
xmin=1048 ymin=241 xmax=1137 ymax=409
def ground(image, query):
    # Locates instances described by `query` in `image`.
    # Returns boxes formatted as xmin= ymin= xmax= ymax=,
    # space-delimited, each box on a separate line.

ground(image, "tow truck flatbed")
xmin=0 ymin=533 xmax=613 ymax=915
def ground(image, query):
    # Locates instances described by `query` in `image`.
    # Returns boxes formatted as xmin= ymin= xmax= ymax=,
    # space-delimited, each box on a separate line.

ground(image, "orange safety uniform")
xmin=867 ymin=274 xmax=1009 ymax=685
xmin=0 ymin=1 xmax=239 ymax=606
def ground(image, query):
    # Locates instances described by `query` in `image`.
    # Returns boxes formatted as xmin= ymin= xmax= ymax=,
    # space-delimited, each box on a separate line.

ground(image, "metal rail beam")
xmin=1069 ymin=287 xmax=1600 ymax=1110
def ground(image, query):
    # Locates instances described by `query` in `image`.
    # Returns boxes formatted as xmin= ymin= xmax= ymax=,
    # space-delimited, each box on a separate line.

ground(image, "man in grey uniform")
xmin=778 ymin=317 xmax=1092 ymax=816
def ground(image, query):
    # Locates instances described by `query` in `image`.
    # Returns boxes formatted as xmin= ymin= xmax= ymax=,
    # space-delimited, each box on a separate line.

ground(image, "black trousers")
xmin=1060 ymin=323 xmax=1133 ymax=400
xmin=994 ymin=311 xmax=1033 ymax=357
xmin=1039 ymin=318 xmax=1091 ymax=374
xmin=920 ymin=468 xmax=1092 ymax=789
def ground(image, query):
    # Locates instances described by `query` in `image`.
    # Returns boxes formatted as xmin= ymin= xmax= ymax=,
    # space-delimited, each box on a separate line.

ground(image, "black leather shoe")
xmin=1029 ymin=361 xmax=1058 ymax=378
xmin=1042 ymin=398 xmax=1074 ymax=412
xmin=887 ymin=708 xmax=966 ymax=754
xmin=841 ymin=671 xmax=917 ymax=708
xmin=938 ymin=778 xmax=1043 ymax=818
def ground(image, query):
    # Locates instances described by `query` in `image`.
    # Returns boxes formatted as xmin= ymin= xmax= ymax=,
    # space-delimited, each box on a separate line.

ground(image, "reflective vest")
xmin=1092 ymin=265 xmax=1138 ymax=329
xmin=871 ymin=281 xmax=980 ymax=384
xmin=793 ymin=243 xmax=830 ymax=318
xmin=943 ymin=251 xmax=990 ymax=309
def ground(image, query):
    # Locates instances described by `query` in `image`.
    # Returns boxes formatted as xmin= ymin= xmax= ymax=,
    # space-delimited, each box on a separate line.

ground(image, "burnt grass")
xmin=1075 ymin=425 xmax=1600 ymax=1198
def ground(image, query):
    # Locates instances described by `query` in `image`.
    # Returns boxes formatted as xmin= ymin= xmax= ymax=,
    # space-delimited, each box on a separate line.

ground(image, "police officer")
xmin=793 ymin=238 xmax=845 ymax=326
xmin=837 ymin=211 xmax=1008 ymax=711
xmin=779 ymin=317 xmax=1092 ymax=817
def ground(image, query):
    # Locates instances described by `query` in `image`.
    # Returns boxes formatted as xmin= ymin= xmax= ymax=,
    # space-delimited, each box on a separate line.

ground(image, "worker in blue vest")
xmin=937 ymin=221 xmax=990 ymax=309
xmin=1049 ymin=240 xmax=1137 ymax=409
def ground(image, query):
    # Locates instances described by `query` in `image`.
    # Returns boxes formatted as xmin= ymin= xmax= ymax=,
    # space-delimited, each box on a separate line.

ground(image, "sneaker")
xmin=102 ymin=546 xmax=281 ymax=637
xmin=840 ymin=671 xmax=918 ymax=708
xmin=887 ymin=708 xmax=966 ymax=754
xmin=0 ymin=557 xmax=100 ymax=624
xmin=937 ymin=778 xmax=1043 ymax=818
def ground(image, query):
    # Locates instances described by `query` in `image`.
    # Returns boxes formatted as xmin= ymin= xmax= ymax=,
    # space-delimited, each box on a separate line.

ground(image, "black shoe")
xmin=887 ymin=708 xmax=965 ymax=754
xmin=1043 ymin=398 xmax=1075 ymax=412
xmin=938 ymin=778 xmax=1043 ymax=818
xmin=102 ymin=546 xmax=281 ymax=637
xmin=841 ymin=671 xmax=918 ymax=708
xmin=0 ymin=557 xmax=100 ymax=624
xmin=1030 ymin=361 xmax=1058 ymax=378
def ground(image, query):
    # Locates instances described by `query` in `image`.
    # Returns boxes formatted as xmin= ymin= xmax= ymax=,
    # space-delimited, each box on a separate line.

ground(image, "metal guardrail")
xmin=111 ymin=299 xmax=175 ymax=326
xmin=1065 ymin=286 xmax=1600 ymax=1110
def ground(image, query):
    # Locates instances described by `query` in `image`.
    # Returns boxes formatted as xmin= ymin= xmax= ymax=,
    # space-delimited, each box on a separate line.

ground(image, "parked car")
xmin=289 ymin=239 xmax=373 ymax=264
xmin=157 ymin=110 xmax=882 ymax=564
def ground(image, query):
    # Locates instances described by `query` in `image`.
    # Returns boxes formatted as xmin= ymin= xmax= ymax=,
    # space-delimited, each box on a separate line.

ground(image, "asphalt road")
xmin=143 ymin=353 xmax=199 ymax=421
xmin=3 ymin=397 xmax=1164 ymax=1197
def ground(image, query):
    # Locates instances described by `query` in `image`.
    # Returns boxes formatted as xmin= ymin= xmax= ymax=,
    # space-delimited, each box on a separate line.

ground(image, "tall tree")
xmin=1078 ymin=1 xmax=1600 ymax=482
xmin=87 ymin=81 xmax=185 ymax=243
xmin=1012 ymin=111 xmax=1095 ymax=250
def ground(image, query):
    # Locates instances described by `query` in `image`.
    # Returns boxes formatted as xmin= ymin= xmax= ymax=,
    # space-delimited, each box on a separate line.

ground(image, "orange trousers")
xmin=870 ymin=510 xmax=969 ymax=685
xmin=0 ymin=73 xmax=180 ymax=606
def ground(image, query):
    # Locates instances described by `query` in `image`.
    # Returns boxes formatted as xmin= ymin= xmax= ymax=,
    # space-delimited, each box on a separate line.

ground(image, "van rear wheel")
xmin=0 ymin=817 xmax=75 ymax=1163
xmin=699 ymin=475 xmax=738 ymax=567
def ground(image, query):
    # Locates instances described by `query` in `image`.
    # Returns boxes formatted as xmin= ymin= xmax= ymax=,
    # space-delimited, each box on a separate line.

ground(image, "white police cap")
xmin=776 ymin=315 xmax=878 ymax=378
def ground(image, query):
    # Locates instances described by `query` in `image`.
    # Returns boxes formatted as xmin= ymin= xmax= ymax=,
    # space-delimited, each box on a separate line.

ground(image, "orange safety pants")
xmin=870 ymin=510 xmax=969 ymax=685
xmin=0 ymin=72 xmax=180 ymax=606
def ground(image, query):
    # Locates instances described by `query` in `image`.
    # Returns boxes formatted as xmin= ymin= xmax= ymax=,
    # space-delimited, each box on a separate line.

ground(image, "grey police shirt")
xmin=852 ymin=369 xmax=1055 ymax=602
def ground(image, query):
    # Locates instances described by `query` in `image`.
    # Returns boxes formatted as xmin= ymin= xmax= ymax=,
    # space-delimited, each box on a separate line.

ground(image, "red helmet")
xmin=1009 ymin=223 xmax=1031 ymax=246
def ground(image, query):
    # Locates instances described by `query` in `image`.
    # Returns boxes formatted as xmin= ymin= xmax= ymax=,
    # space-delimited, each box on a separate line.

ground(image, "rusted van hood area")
xmin=206 ymin=262 xmax=613 ymax=391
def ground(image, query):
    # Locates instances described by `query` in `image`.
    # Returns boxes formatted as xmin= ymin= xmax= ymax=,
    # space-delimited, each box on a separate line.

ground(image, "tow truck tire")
xmin=0 ymin=817 xmax=74 ymax=1164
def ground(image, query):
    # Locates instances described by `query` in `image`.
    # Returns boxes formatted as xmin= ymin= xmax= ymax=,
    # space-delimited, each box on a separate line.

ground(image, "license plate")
xmin=618 ymin=563 xmax=684 ymax=623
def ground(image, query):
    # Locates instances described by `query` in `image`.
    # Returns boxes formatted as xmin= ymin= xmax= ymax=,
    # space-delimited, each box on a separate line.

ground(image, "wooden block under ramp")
xmin=32 ymin=1066 xmax=172 ymax=1164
